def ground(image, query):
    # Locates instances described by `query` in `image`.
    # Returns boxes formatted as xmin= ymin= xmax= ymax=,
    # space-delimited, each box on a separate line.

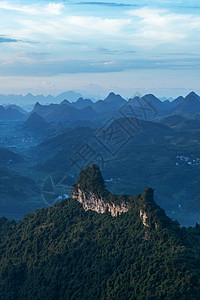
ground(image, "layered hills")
xmin=2 ymin=90 xmax=200 ymax=125
xmin=0 ymin=105 xmax=24 ymax=121
xmin=23 ymin=112 xmax=49 ymax=133
xmin=175 ymin=91 xmax=200 ymax=114
xmin=0 ymin=164 xmax=200 ymax=299
xmin=33 ymin=114 xmax=200 ymax=226
xmin=22 ymin=91 xmax=200 ymax=131
xmin=1 ymin=90 xmax=200 ymax=226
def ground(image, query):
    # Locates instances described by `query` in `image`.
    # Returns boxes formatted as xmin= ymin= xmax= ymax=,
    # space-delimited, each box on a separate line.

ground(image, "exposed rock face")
xmin=72 ymin=188 xmax=129 ymax=217
xmin=140 ymin=209 xmax=159 ymax=230
xmin=140 ymin=209 xmax=149 ymax=227
xmin=72 ymin=165 xmax=163 ymax=229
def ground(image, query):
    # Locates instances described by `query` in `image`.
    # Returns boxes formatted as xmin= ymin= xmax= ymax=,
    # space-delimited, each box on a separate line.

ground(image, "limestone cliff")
xmin=72 ymin=188 xmax=129 ymax=216
xmin=72 ymin=164 xmax=170 ymax=230
xmin=71 ymin=164 xmax=131 ymax=216
xmin=140 ymin=209 xmax=149 ymax=227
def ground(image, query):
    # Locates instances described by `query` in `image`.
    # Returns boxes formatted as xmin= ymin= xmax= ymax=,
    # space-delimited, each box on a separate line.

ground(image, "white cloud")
xmin=0 ymin=1 xmax=131 ymax=45
xmin=0 ymin=0 xmax=200 ymax=93
xmin=91 ymin=61 xmax=114 ymax=66
xmin=0 ymin=2 xmax=64 ymax=15
xmin=126 ymin=7 xmax=200 ymax=45
xmin=46 ymin=3 xmax=64 ymax=15
xmin=66 ymin=16 xmax=131 ymax=36
xmin=1 ymin=2 xmax=199 ymax=51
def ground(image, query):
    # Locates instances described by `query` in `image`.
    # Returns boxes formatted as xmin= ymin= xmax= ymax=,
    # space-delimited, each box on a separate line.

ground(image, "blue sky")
xmin=0 ymin=0 xmax=200 ymax=98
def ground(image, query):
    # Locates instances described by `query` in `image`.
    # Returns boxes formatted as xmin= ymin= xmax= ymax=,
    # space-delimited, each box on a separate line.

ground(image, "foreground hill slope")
xmin=0 ymin=165 xmax=200 ymax=299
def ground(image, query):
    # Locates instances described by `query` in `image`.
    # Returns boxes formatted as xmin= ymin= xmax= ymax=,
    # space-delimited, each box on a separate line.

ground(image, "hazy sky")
xmin=0 ymin=0 xmax=200 ymax=98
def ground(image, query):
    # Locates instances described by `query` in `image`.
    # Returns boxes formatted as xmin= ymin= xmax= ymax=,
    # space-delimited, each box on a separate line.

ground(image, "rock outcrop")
xmin=71 ymin=164 xmax=130 ymax=216
xmin=140 ymin=209 xmax=149 ymax=227
xmin=72 ymin=164 xmax=169 ymax=230
xmin=72 ymin=188 xmax=129 ymax=216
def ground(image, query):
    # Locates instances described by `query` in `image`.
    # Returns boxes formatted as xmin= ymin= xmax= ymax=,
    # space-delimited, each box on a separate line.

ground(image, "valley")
xmin=0 ymin=91 xmax=200 ymax=226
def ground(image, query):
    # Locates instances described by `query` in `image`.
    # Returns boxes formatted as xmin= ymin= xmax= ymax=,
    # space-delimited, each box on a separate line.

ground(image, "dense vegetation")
xmin=0 ymin=165 xmax=200 ymax=299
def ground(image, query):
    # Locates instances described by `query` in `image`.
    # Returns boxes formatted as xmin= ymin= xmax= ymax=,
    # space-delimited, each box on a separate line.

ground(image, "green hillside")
xmin=0 ymin=165 xmax=200 ymax=299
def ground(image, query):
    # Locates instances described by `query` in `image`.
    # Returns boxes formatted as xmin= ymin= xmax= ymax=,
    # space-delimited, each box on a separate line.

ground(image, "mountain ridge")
xmin=72 ymin=164 xmax=174 ymax=229
xmin=0 ymin=164 xmax=200 ymax=299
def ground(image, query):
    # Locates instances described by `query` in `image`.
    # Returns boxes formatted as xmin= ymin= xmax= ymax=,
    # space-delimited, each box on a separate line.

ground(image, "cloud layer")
xmin=0 ymin=0 xmax=200 ymax=95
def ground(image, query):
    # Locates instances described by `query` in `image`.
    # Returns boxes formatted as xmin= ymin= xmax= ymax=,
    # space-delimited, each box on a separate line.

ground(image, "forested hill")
xmin=0 ymin=165 xmax=200 ymax=299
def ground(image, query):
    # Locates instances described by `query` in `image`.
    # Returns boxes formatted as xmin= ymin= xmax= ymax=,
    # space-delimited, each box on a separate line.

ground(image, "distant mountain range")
xmin=0 ymin=105 xmax=25 ymax=121
xmin=175 ymin=91 xmax=200 ymax=114
xmin=1 ymin=91 xmax=200 ymax=125
xmin=127 ymin=91 xmax=200 ymax=118
xmin=0 ymin=91 xmax=83 ymax=106
xmin=23 ymin=112 xmax=49 ymax=133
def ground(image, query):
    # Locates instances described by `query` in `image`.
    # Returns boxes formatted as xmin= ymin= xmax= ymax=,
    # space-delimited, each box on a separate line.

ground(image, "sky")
xmin=0 ymin=0 xmax=200 ymax=99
